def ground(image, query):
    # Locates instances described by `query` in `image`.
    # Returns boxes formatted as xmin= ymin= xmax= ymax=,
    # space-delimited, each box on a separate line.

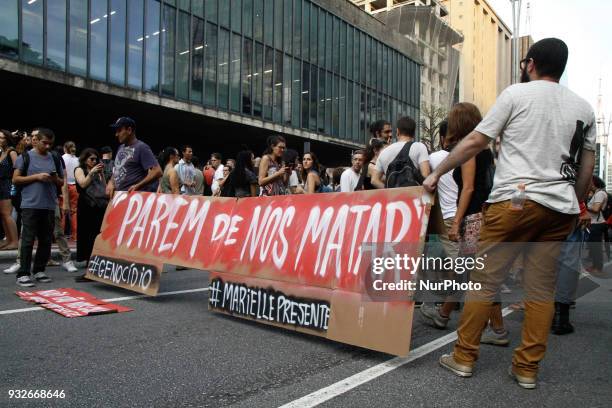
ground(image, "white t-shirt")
xmin=62 ymin=153 xmax=79 ymax=185
xmin=211 ymin=164 xmax=224 ymax=195
xmin=289 ymin=170 xmax=299 ymax=188
xmin=475 ymin=81 xmax=596 ymax=214
xmin=588 ymin=190 xmax=608 ymax=224
xmin=375 ymin=140 xmax=429 ymax=179
xmin=429 ymin=150 xmax=458 ymax=219
xmin=340 ymin=168 xmax=361 ymax=192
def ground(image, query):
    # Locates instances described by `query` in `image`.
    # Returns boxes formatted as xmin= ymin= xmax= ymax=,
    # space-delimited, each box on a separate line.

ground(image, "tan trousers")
xmin=453 ymin=200 xmax=574 ymax=377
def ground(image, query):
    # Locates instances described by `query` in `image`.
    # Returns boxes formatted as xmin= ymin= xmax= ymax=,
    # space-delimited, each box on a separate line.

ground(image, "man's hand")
xmin=578 ymin=203 xmax=591 ymax=229
xmin=422 ymin=172 xmax=439 ymax=193
xmin=127 ymin=184 xmax=139 ymax=193
xmin=37 ymin=173 xmax=52 ymax=183
xmin=448 ymin=221 xmax=460 ymax=242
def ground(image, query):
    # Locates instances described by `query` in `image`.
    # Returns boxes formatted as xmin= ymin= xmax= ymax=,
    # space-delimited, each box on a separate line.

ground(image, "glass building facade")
xmin=0 ymin=0 xmax=420 ymax=145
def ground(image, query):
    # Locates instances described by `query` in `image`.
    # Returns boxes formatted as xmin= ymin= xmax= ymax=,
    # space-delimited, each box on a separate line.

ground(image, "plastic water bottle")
xmin=510 ymin=184 xmax=526 ymax=210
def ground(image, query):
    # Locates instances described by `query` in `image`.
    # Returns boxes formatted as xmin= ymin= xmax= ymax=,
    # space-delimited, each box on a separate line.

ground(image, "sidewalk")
xmin=0 ymin=242 xmax=77 ymax=261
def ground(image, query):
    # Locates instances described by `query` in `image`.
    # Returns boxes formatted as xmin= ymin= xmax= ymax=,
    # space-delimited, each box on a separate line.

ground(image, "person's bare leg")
xmin=0 ymin=199 xmax=18 ymax=249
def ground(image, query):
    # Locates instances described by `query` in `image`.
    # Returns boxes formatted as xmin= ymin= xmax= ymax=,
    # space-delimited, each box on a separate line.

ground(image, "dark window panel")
xmin=253 ymin=0 xmax=262 ymax=42
xmin=90 ymin=0 xmax=108 ymax=80
xmin=46 ymin=0 xmax=67 ymax=70
xmin=242 ymin=37 xmax=252 ymax=114
xmin=291 ymin=57 xmax=300 ymax=127
xmin=282 ymin=54 xmax=291 ymax=124
xmin=161 ymin=4 xmax=176 ymax=97
xmin=283 ymin=0 xmax=291 ymax=54
xmin=165 ymin=0 xmax=176 ymax=6
xmin=347 ymin=81 xmax=353 ymax=141
xmin=219 ymin=0 xmax=229 ymax=27
xmin=230 ymin=33 xmax=241 ymax=111
xmin=243 ymin=0 xmax=252 ymax=38
xmin=263 ymin=45 xmax=273 ymax=120
xmin=127 ymin=0 xmax=144 ymax=88
xmin=177 ymin=11 xmax=190 ymax=99
xmin=317 ymin=9 xmax=325 ymax=67
xmin=332 ymin=74 xmax=339 ymax=136
xmin=317 ymin=67 xmax=325 ymax=133
xmin=144 ymin=0 xmax=160 ymax=92
xmin=109 ymin=0 xmax=126 ymax=85
xmin=339 ymin=21 xmax=346 ymax=77
xmin=22 ymin=0 xmax=43 ymax=64
xmin=346 ymin=27 xmax=353 ymax=82
xmin=309 ymin=67 xmax=317 ymax=131
xmin=204 ymin=21 xmax=217 ymax=106
xmin=253 ymin=41 xmax=263 ymax=116
xmin=359 ymin=85 xmax=366 ymax=142
xmin=292 ymin=0 xmax=301 ymax=58
xmin=0 ymin=0 xmax=19 ymax=57
xmin=179 ymin=0 xmax=190 ymax=11
xmin=301 ymin=1 xmax=309 ymax=62
xmin=273 ymin=0 xmax=282 ymax=51
xmin=263 ymin=0 xmax=273 ymax=45
xmin=325 ymin=71 xmax=331 ymax=134
xmin=339 ymin=77 xmax=346 ymax=139
xmin=218 ymin=28 xmax=230 ymax=108
xmin=309 ymin=3 xmax=316 ymax=65
xmin=205 ymin=0 xmax=217 ymax=23
xmin=359 ymin=32 xmax=365 ymax=83
xmin=273 ymin=50 xmax=282 ymax=122
xmin=191 ymin=16 xmax=204 ymax=103
xmin=332 ymin=17 xmax=339 ymax=73
xmin=192 ymin=0 xmax=204 ymax=17
xmin=301 ymin=62 xmax=309 ymax=128
xmin=231 ymin=0 xmax=241 ymax=33
xmin=325 ymin=13 xmax=331 ymax=71
xmin=69 ymin=0 xmax=88 ymax=75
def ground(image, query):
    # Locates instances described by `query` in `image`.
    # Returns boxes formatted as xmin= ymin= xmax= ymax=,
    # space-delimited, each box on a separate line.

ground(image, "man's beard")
xmin=520 ymin=66 xmax=530 ymax=83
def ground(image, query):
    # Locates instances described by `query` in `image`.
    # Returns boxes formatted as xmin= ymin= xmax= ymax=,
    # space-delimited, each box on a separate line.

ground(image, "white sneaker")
xmin=33 ymin=272 xmax=52 ymax=283
xmin=62 ymin=261 xmax=78 ymax=273
xmin=16 ymin=275 xmax=35 ymax=287
xmin=4 ymin=262 xmax=21 ymax=274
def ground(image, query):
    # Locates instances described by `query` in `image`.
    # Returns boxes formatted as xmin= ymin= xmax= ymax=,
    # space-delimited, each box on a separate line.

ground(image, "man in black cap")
xmin=106 ymin=117 xmax=161 ymax=196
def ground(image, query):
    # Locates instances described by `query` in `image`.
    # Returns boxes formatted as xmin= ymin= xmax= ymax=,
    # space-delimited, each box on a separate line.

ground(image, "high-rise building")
xmin=441 ymin=0 xmax=512 ymax=114
xmin=350 ymin=0 xmax=463 ymax=110
xmin=0 ymin=0 xmax=421 ymax=163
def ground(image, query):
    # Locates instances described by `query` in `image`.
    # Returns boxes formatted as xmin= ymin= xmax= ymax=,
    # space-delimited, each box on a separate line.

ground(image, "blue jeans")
xmin=555 ymin=227 xmax=584 ymax=304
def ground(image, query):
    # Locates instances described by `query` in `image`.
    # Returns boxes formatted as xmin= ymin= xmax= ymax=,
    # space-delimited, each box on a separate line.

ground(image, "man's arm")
xmin=129 ymin=165 xmax=163 ymax=193
xmin=422 ymin=131 xmax=490 ymax=192
xmin=13 ymin=169 xmax=49 ymax=185
xmin=371 ymin=168 xmax=385 ymax=189
xmin=575 ymin=149 xmax=595 ymax=201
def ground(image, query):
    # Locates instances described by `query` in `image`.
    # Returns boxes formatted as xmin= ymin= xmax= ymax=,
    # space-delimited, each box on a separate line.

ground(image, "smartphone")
xmin=49 ymin=171 xmax=57 ymax=177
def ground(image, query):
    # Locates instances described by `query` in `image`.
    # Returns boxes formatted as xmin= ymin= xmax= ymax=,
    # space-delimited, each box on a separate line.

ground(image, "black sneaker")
xmin=16 ymin=276 xmax=35 ymax=287
xmin=33 ymin=272 xmax=52 ymax=283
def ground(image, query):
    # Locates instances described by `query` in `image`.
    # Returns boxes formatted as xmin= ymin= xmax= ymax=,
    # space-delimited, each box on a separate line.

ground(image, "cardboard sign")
xmin=87 ymin=188 xmax=432 ymax=356
xmin=16 ymin=288 xmax=132 ymax=317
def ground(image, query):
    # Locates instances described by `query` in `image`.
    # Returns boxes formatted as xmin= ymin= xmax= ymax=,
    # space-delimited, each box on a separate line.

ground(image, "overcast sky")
xmin=488 ymin=0 xmax=612 ymax=124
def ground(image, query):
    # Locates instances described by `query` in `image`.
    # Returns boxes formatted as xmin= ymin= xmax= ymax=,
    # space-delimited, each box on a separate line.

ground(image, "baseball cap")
xmin=110 ymin=116 xmax=136 ymax=130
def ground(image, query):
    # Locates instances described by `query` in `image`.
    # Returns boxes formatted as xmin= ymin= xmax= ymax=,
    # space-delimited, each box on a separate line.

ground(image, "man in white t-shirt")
xmin=424 ymin=38 xmax=596 ymax=388
xmin=175 ymin=145 xmax=197 ymax=195
xmin=61 ymin=141 xmax=80 ymax=240
xmin=210 ymin=152 xmax=224 ymax=195
xmin=340 ymin=150 xmax=365 ymax=192
xmin=372 ymin=117 xmax=430 ymax=188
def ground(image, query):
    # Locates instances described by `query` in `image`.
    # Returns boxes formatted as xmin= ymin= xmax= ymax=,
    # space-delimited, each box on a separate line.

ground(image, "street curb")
xmin=0 ymin=248 xmax=76 ymax=261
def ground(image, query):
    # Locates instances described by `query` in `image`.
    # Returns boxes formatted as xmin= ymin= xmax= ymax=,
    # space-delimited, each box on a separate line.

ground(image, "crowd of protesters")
xmin=1 ymin=37 xmax=611 ymax=389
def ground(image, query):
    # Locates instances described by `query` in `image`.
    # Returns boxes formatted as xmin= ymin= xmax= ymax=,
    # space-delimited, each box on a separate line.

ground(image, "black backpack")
xmin=385 ymin=141 xmax=424 ymax=188
xmin=13 ymin=151 xmax=63 ymax=212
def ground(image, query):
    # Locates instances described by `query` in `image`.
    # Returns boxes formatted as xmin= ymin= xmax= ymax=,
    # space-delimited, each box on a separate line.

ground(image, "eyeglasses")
xmin=520 ymin=58 xmax=532 ymax=70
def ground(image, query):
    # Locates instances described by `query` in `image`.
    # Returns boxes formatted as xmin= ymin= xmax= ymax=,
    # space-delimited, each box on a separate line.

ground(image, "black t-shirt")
xmin=453 ymin=149 xmax=494 ymax=217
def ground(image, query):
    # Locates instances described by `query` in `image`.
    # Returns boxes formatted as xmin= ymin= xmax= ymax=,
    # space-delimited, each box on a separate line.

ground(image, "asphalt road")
xmin=0 ymin=263 xmax=610 ymax=408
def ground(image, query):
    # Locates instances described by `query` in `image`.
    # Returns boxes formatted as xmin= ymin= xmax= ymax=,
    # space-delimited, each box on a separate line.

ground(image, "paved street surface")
xmin=1 ymin=262 xmax=611 ymax=408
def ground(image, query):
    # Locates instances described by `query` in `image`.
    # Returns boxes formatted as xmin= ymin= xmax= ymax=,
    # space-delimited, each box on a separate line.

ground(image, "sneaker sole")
xmin=17 ymin=282 xmax=35 ymax=287
xmin=508 ymin=368 xmax=536 ymax=389
xmin=481 ymin=338 xmax=510 ymax=346
xmin=439 ymin=358 xmax=473 ymax=378
xmin=419 ymin=309 xmax=449 ymax=330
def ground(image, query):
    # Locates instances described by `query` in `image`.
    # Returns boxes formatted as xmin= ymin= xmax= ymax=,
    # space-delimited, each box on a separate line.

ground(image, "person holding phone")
xmin=74 ymin=148 xmax=108 ymax=277
xmin=12 ymin=128 xmax=64 ymax=287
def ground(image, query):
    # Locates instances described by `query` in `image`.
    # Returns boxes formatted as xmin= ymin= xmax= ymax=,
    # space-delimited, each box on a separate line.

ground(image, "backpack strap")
xmin=50 ymin=151 xmax=63 ymax=175
xmin=20 ymin=151 xmax=30 ymax=175
xmin=394 ymin=141 xmax=414 ymax=165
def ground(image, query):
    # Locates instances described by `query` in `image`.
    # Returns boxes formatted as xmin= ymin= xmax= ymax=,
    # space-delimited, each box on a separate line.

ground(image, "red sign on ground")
xmin=16 ymin=288 xmax=132 ymax=317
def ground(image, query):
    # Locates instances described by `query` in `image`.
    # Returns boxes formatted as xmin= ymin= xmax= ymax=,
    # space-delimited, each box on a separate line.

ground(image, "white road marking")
xmin=280 ymin=307 xmax=515 ymax=408
xmin=0 ymin=287 xmax=209 ymax=316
